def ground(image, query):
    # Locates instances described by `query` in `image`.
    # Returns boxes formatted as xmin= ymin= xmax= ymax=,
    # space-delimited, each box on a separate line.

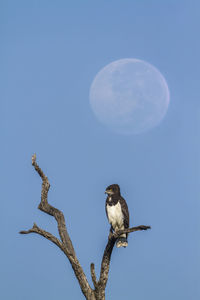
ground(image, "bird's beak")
xmin=105 ymin=189 xmax=112 ymax=195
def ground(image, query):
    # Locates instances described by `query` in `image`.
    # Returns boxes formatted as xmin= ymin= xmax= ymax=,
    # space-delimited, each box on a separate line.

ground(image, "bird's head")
xmin=105 ymin=184 xmax=120 ymax=196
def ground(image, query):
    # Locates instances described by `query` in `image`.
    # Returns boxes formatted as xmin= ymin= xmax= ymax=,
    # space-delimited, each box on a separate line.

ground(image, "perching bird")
xmin=105 ymin=184 xmax=129 ymax=248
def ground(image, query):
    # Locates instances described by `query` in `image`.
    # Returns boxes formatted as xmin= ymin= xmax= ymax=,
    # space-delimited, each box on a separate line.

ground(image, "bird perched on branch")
xmin=105 ymin=184 xmax=129 ymax=248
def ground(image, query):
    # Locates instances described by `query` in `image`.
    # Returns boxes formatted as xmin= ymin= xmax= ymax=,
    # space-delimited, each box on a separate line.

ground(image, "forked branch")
xmin=20 ymin=154 xmax=95 ymax=299
xmin=20 ymin=155 xmax=150 ymax=300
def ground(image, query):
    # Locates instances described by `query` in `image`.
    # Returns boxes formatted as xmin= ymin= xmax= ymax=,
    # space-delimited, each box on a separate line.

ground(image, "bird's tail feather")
xmin=116 ymin=237 xmax=128 ymax=248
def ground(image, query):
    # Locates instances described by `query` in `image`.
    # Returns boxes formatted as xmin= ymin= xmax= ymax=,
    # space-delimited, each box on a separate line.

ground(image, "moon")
xmin=89 ymin=58 xmax=170 ymax=135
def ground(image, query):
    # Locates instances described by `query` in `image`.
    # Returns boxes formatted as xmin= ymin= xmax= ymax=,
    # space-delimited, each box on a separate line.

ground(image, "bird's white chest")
xmin=106 ymin=201 xmax=124 ymax=230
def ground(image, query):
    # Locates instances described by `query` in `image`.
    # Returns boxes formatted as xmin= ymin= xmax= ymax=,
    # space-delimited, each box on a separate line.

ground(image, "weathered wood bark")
xmin=20 ymin=155 xmax=150 ymax=300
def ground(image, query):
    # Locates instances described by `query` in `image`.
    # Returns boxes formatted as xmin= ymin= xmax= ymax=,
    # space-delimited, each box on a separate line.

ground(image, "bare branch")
xmin=32 ymin=154 xmax=74 ymax=251
xmin=90 ymin=263 xmax=98 ymax=290
xmin=98 ymin=233 xmax=116 ymax=291
xmin=98 ymin=225 xmax=151 ymax=292
xmin=19 ymin=223 xmax=63 ymax=250
xmin=114 ymin=225 xmax=151 ymax=238
xmin=20 ymin=154 xmax=95 ymax=300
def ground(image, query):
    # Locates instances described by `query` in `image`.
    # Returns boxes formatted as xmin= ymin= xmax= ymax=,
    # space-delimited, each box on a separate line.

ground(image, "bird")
xmin=105 ymin=184 xmax=129 ymax=248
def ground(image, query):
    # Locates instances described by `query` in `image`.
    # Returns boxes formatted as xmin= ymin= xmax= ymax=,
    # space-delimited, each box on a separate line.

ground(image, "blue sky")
xmin=1 ymin=1 xmax=200 ymax=299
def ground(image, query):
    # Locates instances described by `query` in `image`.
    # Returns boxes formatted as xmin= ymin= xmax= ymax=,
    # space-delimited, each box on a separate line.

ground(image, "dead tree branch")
xmin=20 ymin=154 xmax=95 ymax=300
xmin=20 ymin=222 xmax=63 ymax=250
xmin=20 ymin=155 xmax=150 ymax=300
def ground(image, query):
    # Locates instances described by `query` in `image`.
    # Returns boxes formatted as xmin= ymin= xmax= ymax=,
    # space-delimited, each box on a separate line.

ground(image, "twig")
xmin=90 ymin=263 xmax=98 ymax=290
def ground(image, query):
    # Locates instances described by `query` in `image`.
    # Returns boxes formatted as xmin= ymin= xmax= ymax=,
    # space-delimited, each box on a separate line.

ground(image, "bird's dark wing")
xmin=119 ymin=196 xmax=129 ymax=229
